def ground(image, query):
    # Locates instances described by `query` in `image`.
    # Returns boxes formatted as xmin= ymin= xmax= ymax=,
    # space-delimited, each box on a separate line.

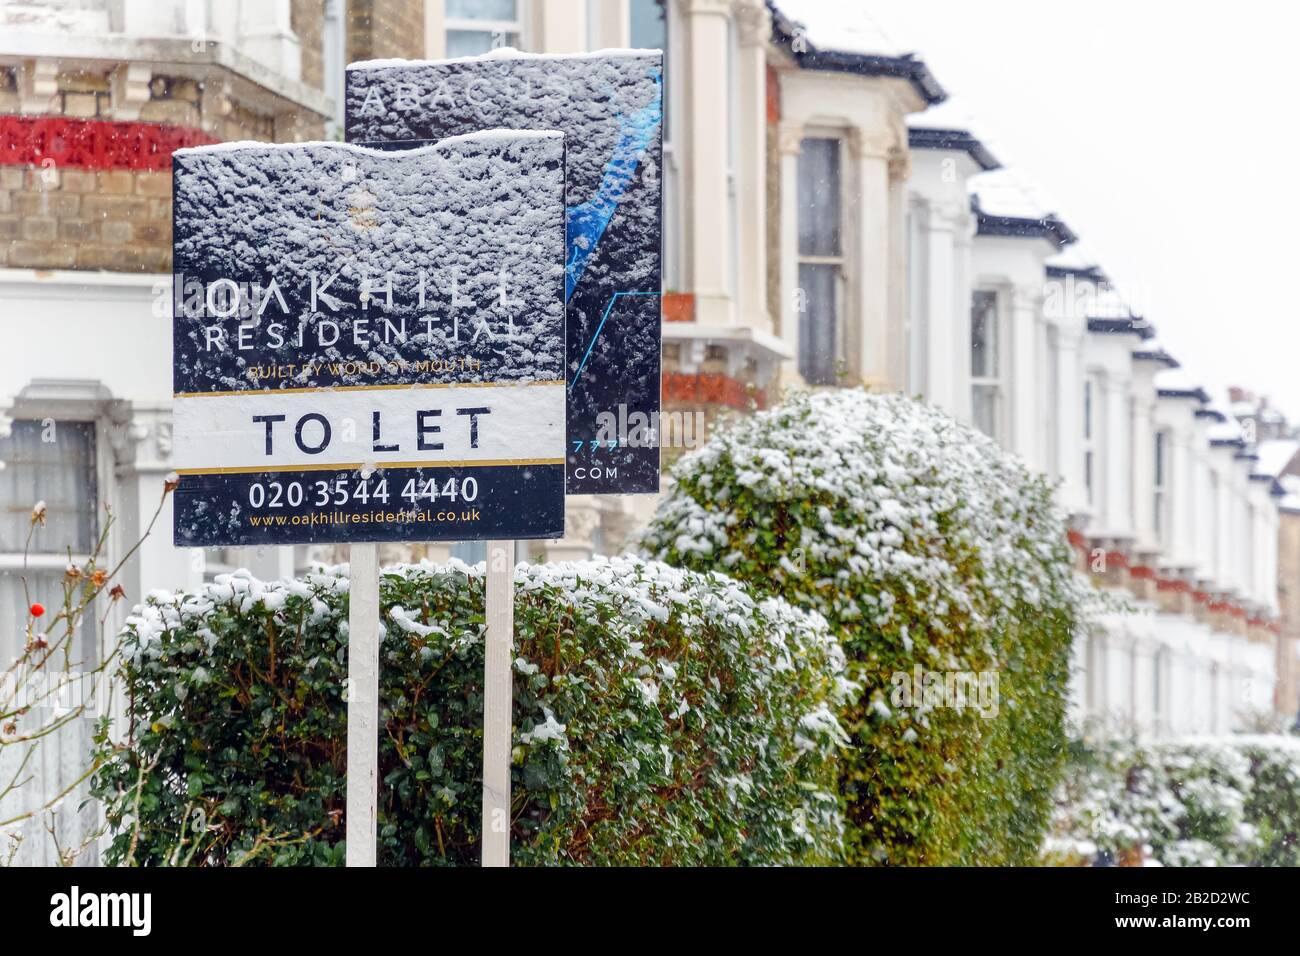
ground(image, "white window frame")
xmin=1083 ymin=375 xmax=1099 ymax=511
xmin=1153 ymin=428 xmax=1169 ymax=544
xmin=0 ymin=414 xmax=104 ymax=659
xmin=444 ymin=0 xmax=529 ymax=55
xmin=970 ymin=288 xmax=1005 ymax=440
xmin=795 ymin=131 xmax=847 ymax=386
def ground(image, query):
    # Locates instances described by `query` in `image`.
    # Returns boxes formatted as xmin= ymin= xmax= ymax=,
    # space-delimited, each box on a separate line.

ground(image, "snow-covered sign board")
xmin=170 ymin=132 xmax=567 ymax=547
xmin=345 ymin=49 xmax=663 ymax=496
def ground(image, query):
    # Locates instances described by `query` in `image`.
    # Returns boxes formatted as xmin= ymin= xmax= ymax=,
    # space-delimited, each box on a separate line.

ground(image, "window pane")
xmin=629 ymin=0 xmax=666 ymax=48
xmin=0 ymin=421 xmax=96 ymax=553
xmin=450 ymin=540 xmax=487 ymax=564
xmin=446 ymin=29 xmax=520 ymax=57
xmin=798 ymin=262 xmax=837 ymax=385
xmin=1083 ymin=381 xmax=1093 ymax=439
xmin=447 ymin=0 xmax=518 ymax=20
xmin=797 ymin=138 xmax=841 ymax=257
xmin=970 ymin=291 xmax=998 ymax=378
xmin=973 ymin=384 xmax=999 ymax=439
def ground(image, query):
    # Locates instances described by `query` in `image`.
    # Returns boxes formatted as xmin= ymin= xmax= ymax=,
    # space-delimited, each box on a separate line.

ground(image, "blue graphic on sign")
xmin=564 ymin=67 xmax=663 ymax=302
xmin=570 ymin=289 xmax=660 ymax=390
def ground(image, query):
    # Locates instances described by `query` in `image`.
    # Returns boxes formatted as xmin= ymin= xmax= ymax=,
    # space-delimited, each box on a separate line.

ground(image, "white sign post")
xmin=346 ymin=543 xmax=380 ymax=867
xmin=481 ymin=540 xmax=515 ymax=867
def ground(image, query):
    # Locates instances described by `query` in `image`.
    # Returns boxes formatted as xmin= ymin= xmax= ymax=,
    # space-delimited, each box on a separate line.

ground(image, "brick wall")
xmin=293 ymin=0 xmax=327 ymax=91
xmin=1 ymin=165 xmax=171 ymax=272
xmin=2 ymin=20 xmax=328 ymax=274
xmin=348 ymin=0 xmax=425 ymax=64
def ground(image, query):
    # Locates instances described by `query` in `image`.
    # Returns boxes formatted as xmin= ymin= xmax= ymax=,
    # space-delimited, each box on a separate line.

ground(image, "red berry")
xmin=29 ymin=603 xmax=45 ymax=618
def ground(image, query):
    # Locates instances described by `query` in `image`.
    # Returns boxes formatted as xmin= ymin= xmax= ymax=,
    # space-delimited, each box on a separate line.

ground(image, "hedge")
xmin=1046 ymin=735 xmax=1300 ymax=866
xmin=639 ymin=389 xmax=1088 ymax=865
xmin=91 ymin=556 xmax=848 ymax=866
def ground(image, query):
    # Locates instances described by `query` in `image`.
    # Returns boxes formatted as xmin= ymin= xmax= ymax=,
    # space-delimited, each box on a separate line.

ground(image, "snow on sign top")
xmin=172 ymin=130 xmax=566 ymax=395
xmin=345 ymin=48 xmax=664 ymax=498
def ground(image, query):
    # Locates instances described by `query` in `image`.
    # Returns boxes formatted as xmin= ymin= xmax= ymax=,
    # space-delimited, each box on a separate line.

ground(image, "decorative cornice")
xmin=971 ymin=195 xmax=1077 ymax=247
xmin=1157 ymin=386 xmax=1211 ymax=403
xmin=734 ymin=0 xmax=771 ymax=46
xmin=906 ymin=127 xmax=1000 ymax=171
xmin=1131 ymin=347 xmax=1179 ymax=369
xmin=1046 ymin=264 xmax=1108 ymax=284
xmin=1087 ymin=316 xmax=1155 ymax=339
xmin=777 ymin=124 xmax=804 ymax=154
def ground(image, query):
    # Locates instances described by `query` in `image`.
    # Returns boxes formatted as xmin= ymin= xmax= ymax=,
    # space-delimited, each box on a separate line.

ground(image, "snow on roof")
xmin=772 ymin=0 xmax=903 ymax=57
xmin=907 ymin=97 xmax=980 ymax=132
xmin=969 ymin=167 xmax=1059 ymax=221
xmin=1255 ymin=439 xmax=1300 ymax=478
xmin=1047 ymin=244 xmax=1102 ymax=274
xmin=1155 ymin=367 xmax=1202 ymax=393
xmin=1281 ymin=475 xmax=1300 ymax=513
xmin=1088 ymin=285 xmax=1135 ymax=319
xmin=1207 ymin=417 xmax=1244 ymax=443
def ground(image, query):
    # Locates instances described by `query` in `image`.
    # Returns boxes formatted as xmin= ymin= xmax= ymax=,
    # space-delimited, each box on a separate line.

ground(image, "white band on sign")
xmin=172 ymin=381 xmax=565 ymax=474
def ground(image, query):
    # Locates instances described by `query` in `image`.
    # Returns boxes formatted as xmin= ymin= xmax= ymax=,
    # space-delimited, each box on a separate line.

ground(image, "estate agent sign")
xmin=170 ymin=131 xmax=567 ymax=547
xmin=345 ymin=49 xmax=663 ymax=495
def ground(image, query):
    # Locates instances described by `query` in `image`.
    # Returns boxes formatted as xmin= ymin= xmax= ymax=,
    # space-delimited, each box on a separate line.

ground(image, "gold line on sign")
xmin=173 ymin=379 xmax=566 ymax=399
xmin=175 ymin=458 xmax=565 ymax=476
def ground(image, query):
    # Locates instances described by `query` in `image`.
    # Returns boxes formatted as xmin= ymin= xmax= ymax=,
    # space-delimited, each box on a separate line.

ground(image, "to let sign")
xmin=345 ymin=49 xmax=663 ymax=496
xmin=170 ymin=131 xmax=567 ymax=547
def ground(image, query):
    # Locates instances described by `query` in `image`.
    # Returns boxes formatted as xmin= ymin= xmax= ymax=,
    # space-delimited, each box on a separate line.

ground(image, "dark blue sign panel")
xmin=345 ymin=49 xmax=663 ymax=495
xmin=170 ymin=132 xmax=567 ymax=547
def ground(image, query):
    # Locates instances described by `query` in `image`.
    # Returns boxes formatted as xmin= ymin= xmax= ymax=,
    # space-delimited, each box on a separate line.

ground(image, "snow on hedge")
xmin=100 ymin=555 xmax=850 ymax=866
xmin=639 ymin=389 xmax=1089 ymax=865
xmin=641 ymin=389 xmax=1082 ymax=635
xmin=1048 ymin=735 xmax=1300 ymax=867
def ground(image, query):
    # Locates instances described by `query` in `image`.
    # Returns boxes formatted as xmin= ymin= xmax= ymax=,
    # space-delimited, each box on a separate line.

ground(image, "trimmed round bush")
xmin=639 ymin=388 xmax=1086 ymax=865
xmin=92 ymin=555 xmax=848 ymax=866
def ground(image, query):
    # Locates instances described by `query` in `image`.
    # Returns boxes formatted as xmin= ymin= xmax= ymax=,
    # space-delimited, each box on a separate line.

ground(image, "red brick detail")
xmin=1129 ymin=564 xmax=1157 ymax=580
xmin=0 ymin=115 xmax=216 ymax=171
xmin=663 ymin=372 xmax=763 ymax=411
xmin=1066 ymin=529 xmax=1087 ymax=550
xmin=1105 ymin=550 xmax=1129 ymax=569
xmin=662 ymin=291 xmax=695 ymax=323
xmin=766 ymin=64 xmax=780 ymax=124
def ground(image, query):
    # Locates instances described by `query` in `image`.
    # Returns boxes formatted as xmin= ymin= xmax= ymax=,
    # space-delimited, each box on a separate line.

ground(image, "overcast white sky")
xmin=863 ymin=0 xmax=1300 ymax=419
